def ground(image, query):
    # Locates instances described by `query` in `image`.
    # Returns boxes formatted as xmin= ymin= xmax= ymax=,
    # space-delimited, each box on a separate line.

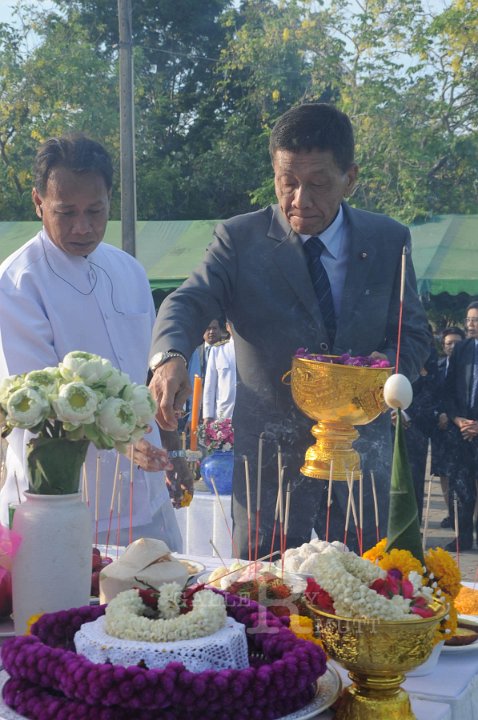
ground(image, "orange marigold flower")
xmin=180 ymin=491 xmax=193 ymax=508
xmin=289 ymin=614 xmax=326 ymax=651
xmin=425 ymin=547 xmax=461 ymax=599
xmin=378 ymin=549 xmax=423 ymax=578
xmin=435 ymin=601 xmax=458 ymax=645
xmin=362 ymin=538 xmax=387 ymax=564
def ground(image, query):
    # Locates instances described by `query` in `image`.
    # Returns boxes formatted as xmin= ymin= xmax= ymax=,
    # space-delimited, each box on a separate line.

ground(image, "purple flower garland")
xmin=2 ymin=593 xmax=326 ymax=720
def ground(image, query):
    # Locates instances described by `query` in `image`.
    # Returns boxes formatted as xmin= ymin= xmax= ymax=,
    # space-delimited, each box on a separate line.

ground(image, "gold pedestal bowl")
xmin=288 ymin=356 xmax=392 ymax=480
xmin=307 ymin=600 xmax=447 ymax=720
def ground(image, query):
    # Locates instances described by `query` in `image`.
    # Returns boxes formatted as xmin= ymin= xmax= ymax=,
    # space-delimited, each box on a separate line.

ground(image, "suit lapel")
xmin=269 ymin=207 xmax=323 ymax=329
xmin=335 ymin=205 xmax=378 ymax=344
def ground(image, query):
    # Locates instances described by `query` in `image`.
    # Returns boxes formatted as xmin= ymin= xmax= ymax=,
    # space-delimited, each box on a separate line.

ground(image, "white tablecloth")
xmin=175 ymin=491 xmax=233 ymax=557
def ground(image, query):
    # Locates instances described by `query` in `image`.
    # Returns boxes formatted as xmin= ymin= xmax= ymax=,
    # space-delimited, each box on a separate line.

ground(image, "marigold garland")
xmin=1 ymin=594 xmax=327 ymax=720
xmin=425 ymin=547 xmax=462 ymax=600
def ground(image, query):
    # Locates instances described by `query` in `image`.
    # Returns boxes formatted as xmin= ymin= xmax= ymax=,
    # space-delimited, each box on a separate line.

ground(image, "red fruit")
xmin=91 ymin=570 xmax=100 ymax=597
xmin=0 ymin=569 xmax=12 ymax=617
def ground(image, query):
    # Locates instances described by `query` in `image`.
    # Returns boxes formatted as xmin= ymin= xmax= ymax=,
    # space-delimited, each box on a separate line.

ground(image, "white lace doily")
xmin=74 ymin=615 xmax=249 ymax=672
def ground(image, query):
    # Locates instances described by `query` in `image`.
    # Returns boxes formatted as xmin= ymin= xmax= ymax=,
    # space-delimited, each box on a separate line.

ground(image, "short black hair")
xmin=34 ymin=133 xmax=113 ymax=195
xmin=269 ymin=103 xmax=355 ymax=172
xmin=466 ymin=300 xmax=478 ymax=313
xmin=441 ymin=326 xmax=465 ymax=342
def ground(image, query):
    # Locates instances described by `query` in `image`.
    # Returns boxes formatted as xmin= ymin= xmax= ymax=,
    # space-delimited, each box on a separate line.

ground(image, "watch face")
xmin=150 ymin=352 xmax=167 ymax=369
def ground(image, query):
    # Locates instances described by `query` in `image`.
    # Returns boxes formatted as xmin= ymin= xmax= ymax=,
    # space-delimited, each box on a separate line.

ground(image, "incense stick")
xmin=269 ymin=446 xmax=282 ymax=564
xmin=105 ymin=453 xmax=121 ymax=555
xmin=325 ymin=461 xmax=333 ymax=542
xmin=395 ymin=246 xmax=407 ymax=373
xmin=13 ymin=472 xmax=21 ymax=504
xmin=422 ymin=473 xmax=433 ymax=553
xmin=279 ymin=466 xmax=285 ymax=558
xmin=283 ymin=482 xmax=291 ymax=575
xmin=343 ymin=476 xmax=353 ymax=547
xmin=254 ymin=433 xmax=264 ymax=564
xmin=129 ymin=445 xmax=134 ymax=545
xmin=82 ymin=464 xmax=89 ymax=506
xmin=358 ymin=471 xmax=363 ymax=554
xmin=115 ymin=471 xmax=123 ymax=558
xmin=453 ymin=491 xmax=460 ymax=565
xmin=209 ymin=475 xmax=239 ymax=559
xmin=95 ymin=455 xmax=101 ymax=548
xmin=243 ymin=455 xmax=252 ymax=562
xmin=370 ymin=471 xmax=380 ymax=544
xmin=209 ymin=538 xmax=226 ymax=567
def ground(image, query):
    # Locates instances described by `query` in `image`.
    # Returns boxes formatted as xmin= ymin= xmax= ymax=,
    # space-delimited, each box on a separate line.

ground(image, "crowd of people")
xmin=0 ymin=103 xmax=476 ymax=558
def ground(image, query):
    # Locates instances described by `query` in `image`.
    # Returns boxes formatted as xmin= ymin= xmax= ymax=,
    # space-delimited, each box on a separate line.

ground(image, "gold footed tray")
xmin=306 ymin=600 xmax=447 ymax=720
xmin=288 ymin=357 xmax=392 ymax=480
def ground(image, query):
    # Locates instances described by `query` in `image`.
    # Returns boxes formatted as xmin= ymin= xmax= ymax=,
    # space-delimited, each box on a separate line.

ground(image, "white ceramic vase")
xmin=12 ymin=492 xmax=92 ymax=635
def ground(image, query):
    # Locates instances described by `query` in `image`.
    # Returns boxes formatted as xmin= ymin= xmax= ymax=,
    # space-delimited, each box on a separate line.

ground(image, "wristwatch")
xmin=150 ymin=350 xmax=187 ymax=372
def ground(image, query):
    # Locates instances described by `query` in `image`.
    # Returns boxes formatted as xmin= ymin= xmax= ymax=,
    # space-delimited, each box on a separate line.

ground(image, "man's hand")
xmin=149 ymin=357 xmax=191 ymax=430
xmin=130 ymin=436 xmax=174 ymax=472
xmin=454 ymin=416 xmax=478 ymax=441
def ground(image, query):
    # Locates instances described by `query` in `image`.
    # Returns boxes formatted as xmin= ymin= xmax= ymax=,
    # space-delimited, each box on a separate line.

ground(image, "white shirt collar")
xmin=299 ymin=204 xmax=344 ymax=259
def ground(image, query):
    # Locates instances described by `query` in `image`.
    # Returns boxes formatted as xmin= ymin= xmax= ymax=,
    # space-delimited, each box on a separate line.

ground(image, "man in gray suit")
xmin=149 ymin=103 xmax=430 ymax=558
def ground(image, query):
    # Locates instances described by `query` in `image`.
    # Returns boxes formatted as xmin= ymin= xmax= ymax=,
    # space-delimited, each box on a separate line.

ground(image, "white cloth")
xmin=0 ymin=229 xmax=180 ymax=550
xmin=74 ymin=615 xmax=249 ymax=672
xmin=202 ymin=339 xmax=236 ymax=419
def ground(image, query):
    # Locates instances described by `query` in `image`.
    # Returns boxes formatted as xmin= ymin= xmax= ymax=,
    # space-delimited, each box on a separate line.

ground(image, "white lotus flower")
xmin=104 ymin=366 xmax=130 ymax=397
xmin=25 ymin=368 xmax=59 ymax=395
xmin=59 ymin=351 xmax=112 ymax=385
xmin=121 ymin=384 xmax=156 ymax=424
xmin=0 ymin=376 xmax=22 ymax=405
xmin=6 ymin=387 xmax=50 ymax=428
xmin=97 ymin=398 xmax=137 ymax=442
xmin=53 ymin=382 xmax=98 ymax=425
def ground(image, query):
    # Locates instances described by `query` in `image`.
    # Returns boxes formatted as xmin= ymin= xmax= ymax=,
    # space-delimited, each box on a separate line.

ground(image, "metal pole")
xmin=117 ymin=0 xmax=136 ymax=256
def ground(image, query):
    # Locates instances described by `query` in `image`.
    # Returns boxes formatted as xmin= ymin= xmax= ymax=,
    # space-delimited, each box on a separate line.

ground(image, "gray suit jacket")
xmin=151 ymin=202 xmax=430 ymax=498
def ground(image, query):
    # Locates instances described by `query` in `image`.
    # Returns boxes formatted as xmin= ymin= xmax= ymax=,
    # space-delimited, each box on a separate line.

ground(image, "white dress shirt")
xmin=202 ymin=339 xmax=236 ymax=420
xmin=0 ymin=230 xmax=174 ymax=538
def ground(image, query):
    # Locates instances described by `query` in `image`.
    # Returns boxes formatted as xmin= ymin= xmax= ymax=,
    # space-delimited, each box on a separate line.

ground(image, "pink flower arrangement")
xmin=197 ymin=418 xmax=234 ymax=454
xmin=295 ymin=348 xmax=391 ymax=368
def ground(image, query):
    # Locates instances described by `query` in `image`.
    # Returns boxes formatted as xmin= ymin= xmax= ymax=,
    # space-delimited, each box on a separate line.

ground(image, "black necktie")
xmin=304 ymin=236 xmax=336 ymax=343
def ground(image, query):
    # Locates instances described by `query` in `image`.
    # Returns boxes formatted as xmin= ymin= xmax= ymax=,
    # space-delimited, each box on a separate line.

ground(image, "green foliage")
xmin=0 ymin=0 xmax=476 ymax=225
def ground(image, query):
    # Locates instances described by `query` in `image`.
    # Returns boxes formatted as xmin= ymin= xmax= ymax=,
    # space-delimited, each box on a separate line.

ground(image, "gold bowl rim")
xmin=305 ymin=597 xmax=448 ymax=627
xmin=292 ymin=355 xmax=394 ymax=373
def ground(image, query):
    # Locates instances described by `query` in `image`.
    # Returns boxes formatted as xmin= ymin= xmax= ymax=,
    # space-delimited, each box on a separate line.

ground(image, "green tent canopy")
xmin=0 ymin=214 xmax=477 ymax=295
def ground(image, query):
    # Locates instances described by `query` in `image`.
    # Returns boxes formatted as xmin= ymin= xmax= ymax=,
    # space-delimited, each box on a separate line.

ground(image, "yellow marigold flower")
xmin=289 ymin=614 xmax=326 ymax=651
xmin=25 ymin=613 xmax=43 ymax=635
xmin=425 ymin=547 xmax=461 ymax=599
xmin=180 ymin=490 xmax=193 ymax=508
xmin=362 ymin=538 xmax=387 ymax=564
xmin=378 ymin=549 xmax=423 ymax=577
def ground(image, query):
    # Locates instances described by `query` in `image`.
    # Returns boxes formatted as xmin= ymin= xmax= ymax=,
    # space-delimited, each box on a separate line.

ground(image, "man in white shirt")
xmin=203 ymin=326 xmax=236 ymax=421
xmin=0 ymin=134 xmax=183 ymax=549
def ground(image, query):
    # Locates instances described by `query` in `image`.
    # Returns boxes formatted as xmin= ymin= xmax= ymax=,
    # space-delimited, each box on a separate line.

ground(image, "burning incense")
xmin=395 ymin=246 xmax=407 ymax=373
xmin=254 ymin=433 xmax=264 ymax=563
xmin=422 ymin=473 xmax=433 ymax=552
xmin=209 ymin=539 xmax=226 ymax=567
xmin=105 ymin=453 xmax=121 ymax=554
xmin=129 ymin=445 xmax=134 ymax=545
xmin=325 ymin=461 xmax=333 ymax=542
xmin=282 ymin=482 xmax=291 ymax=574
xmin=278 ymin=465 xmax=285 ymax=558
xmin=370 ymin=471 xmax=380 ymax=544
xmin=209 ymin=475 xmax=239 ymax=559
xmin=243 ymin=455 xmax=252 ymax=562
xmin=95 ymin=455 xmax=101 ymax=548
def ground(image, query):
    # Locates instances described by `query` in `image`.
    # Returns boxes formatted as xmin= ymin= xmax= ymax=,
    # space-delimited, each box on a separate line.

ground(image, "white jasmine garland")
xmin=105 ymin=586 xmax=227 ymax=642
xmin=309 ymin=548 xmax=426 ymax=621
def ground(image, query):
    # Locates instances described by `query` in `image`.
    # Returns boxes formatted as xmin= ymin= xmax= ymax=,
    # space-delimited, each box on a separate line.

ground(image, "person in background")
xmin=148 ymin=103 xmax=430 ymax=559
xmin=203 ymin=321 xmax=236 ymax=421
xmin=430 ymin=326 xmax=465 ymax=529
xmin=444 ymin=302 xmax=478 ymax=551
xmin=0 ymin=133 xmax=186 ymax=549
